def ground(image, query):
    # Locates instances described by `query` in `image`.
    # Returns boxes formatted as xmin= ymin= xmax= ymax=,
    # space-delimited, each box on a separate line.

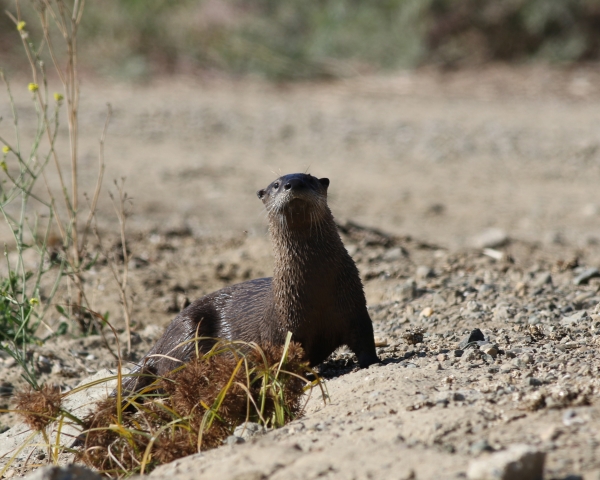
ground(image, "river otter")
xmin=121 ymin=173 xmax=379 ymax=394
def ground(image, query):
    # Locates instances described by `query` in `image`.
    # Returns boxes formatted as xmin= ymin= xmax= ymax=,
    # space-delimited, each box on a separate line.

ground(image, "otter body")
xmin=121 ymin=174 xmax=379 ymax=394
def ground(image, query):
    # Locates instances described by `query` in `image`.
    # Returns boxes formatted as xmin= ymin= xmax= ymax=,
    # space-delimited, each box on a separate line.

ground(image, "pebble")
xmin=522 ymin=377 xmax=543 ymax=387
xmin=532 ymin=272 xmax=552 ymax=287
xmin=520 ymin=353 xmax=534 ymax=365
xmin=573 ymin=267 xmax=600 ymax=285
xmin=233 ymin=422 xmax=265 ymax=439
xmin=481 ymin=354 xmax=495 ymax=363
xmin=461 ymin=350 xmax=480 ymax=363
xmin=539 ymin=425 xmax=562 ymax=442
xmin=458 ymin=329 xmax=486 ymax=348
xmin=470 ymin=439 xmax=494 ymax=455
xmin=416 ymin=265 xmax=435 ymax=281
xmin=20 ymin=466 xmax=103 ymax=480
xmin=224 ymin=435 xmax=245 ymax=445
xmin=382 ymin=247 xmax=405 ymax=261
xmin=467 ymin=444 xmax=545 ymax=480
xmin=0 ymin=382 xmax=14 ymax=397
xmin=397 ymin=281 xmax=417 ymax=301
xmin=427 ymin=361 xmax=442 ymax=370
xmin=420 ymin=307 xmax=434 ymax=318
xmin=483 ymin=248 xmax=505 ymax=261
xmin=472 ymin=228 xmax=509 ymax=249
xmin=562 ymin=409 xmax=587 ymax=427
xmin=561 ymin=310 xmax=590 ymax=326
xmin=494 ymin=305 xmax=516 ymax=321
xmin=3 ymin=357 xmax=16 ymax=368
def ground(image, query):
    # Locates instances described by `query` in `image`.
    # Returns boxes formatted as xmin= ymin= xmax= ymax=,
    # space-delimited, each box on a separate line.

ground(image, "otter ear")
xmin=319 ymin=178 xmax=330 ymax=190
xmin=257 ymin=189 xmax=266 ymax=200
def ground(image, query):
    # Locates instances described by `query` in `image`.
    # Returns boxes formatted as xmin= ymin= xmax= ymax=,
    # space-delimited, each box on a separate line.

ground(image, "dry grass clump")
xmin=14 ymin=384 xmax=62 ymax=432
xmin=76 ymin=338 xmax=317 ymax=476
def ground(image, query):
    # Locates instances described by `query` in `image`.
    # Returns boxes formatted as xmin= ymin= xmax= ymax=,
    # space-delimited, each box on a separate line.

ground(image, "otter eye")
xmin=273 ymin=182 xmax=279 ymax=189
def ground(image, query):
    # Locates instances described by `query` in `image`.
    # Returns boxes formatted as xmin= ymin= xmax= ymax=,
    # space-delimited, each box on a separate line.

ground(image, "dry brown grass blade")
xmin=75 ymin=339 xmax=324 ymax=477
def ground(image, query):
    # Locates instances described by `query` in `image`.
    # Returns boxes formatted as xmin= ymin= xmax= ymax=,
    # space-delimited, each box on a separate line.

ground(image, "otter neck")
xmin=268 ymin=207 xmax=344 ymax=332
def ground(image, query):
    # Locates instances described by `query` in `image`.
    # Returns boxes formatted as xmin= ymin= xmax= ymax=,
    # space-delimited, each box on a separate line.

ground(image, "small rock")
xmin=512 ymin=357 xmax=526 ymax=369
xmin=416 ymin=265 xmax=434 ymax=281
xmin=398 ymin=469 xmax=416 ymax=480
xmin=562 ymin=409 xmax=587 ymax=427
xmin=523 ymin=377 xmax=542 ymax=387
xmin=574 ymin=291 xmax=595 ymax=305
xmin=470 ymin=439 xmax=494 ymax=455
xmin=234 ymin=422 xmax=265 ymax=439
xmin=520 ymin=353 xmax=534 ymax=365
xmin=573 ymin=267 xmax=600 ymax=285
xmin=532 ymin=272 xmax=552 ymax=287
xmin=483 ymin=248 xmax=505 ymax=261
xmin=397 ymin=281 xmax=417 ymax=301
xmin=481 ymin=354 xmax=494 ymax=363
xmin=0 ymin=382 xmax=13 ymax=397
xmin=500 ymin=363 xmax=515 ymax=373
xmin=452 ymin=392 xmax=466 ymax=401
xmin=432 ymin=292 xmax=447 ymax=306
xmin=467 ymin=444 xmax=545 ymax=480
xmin=21 ymin=466 xmax=103 ymax=480
xmin=522 ymin=390 xmax=546 ymax=411
xmin=420 ymin=307 xmax=434 ymax=318
xmin=561 ymin=310 xmax=590 ymax=326
xmin=472 ymin=228 xmax=509 ymax=249
xmin=3 ymin=357 xmax=16 ymax=368
xmin=402 ymin=329 xmax=425 ymax=345
xmin=539 ymin=425 xmax=561 ymax=442
xmin=494 ymin=305 xmax=515 ymax=321
xmin=466 ymin=300 xmax=482 ymax=312
xmin=458 ymin=329 xmax=486 ymax=348
xmin=382 ymin=247 xmax=405 ymax=261
xmin=36 ymin=355 xmax=53 ymax=373
xmin=224 ymin=435 xmax=245 ymax=445
xmin=461 ymin=350 xmax=480 ymax=363
xmin=481 ymin=344 xmax=498 ymax=357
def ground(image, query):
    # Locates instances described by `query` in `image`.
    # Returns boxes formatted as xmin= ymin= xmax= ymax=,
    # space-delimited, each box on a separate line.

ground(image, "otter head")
xmin=257 ymin=173 xmax=330 ymax=229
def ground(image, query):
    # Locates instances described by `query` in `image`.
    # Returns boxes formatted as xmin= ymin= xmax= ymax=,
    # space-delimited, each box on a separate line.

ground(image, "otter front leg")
xmin=347 ymin=313 xmax=380 ymax=368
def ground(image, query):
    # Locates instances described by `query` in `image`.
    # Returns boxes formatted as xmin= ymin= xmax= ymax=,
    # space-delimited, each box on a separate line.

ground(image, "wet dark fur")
xmin=121 ymin=173 xmax=379 ymax=394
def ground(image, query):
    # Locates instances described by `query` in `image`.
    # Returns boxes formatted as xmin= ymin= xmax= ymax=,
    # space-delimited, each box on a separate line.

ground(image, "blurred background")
xmin=2 ymin=0 xmax=600 ymax=249
xmin=3 ymin=0 xmax=600 ymax=79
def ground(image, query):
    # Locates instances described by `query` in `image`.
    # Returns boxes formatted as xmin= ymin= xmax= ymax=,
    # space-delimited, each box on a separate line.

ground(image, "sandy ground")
xmin=2 ymin=65 xmax=600 ymax=479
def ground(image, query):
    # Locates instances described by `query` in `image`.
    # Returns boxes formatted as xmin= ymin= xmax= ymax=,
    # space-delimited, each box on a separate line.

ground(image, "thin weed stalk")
xmin=4 ymin=0 xmax=116 ymax=334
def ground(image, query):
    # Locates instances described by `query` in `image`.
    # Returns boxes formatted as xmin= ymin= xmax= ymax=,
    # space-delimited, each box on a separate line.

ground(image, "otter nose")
xmin=283 ymin=178 xmax=305 ymax=191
